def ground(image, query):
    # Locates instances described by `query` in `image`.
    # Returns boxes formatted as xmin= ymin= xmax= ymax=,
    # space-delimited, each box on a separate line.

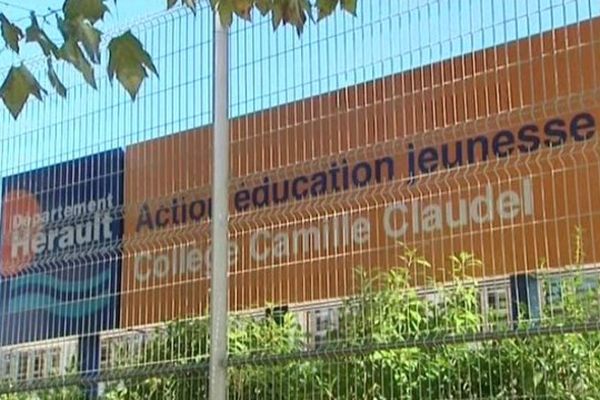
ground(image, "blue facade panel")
xmin=0 ymin=150 xmax=123 ymax=345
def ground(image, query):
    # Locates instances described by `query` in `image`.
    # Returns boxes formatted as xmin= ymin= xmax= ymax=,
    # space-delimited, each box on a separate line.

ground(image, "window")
xmin=31 ymin=351 xmax=44 ymax=379
xmin=543 ymin=278 xmax=564 ymax=318
xmin=1 ymin=353 xmax=12 ymax=380
xmin=481 ymin=286 xmax=511 ymax=330
xmin=311 ymin=308 xmax=339 ymax=347
xmin=2 ymin=347 xmax=67 ymax=381
xmin=542 ymin=273 xmax=600 ymax=320
xmin=315 ymin=312 xmax=329 ymax=332
xmin=119 ymin=336 xmax=142 ymax=367
xmin=46 ymin=348 xmax=61 ymax=377
xmin=100 ymin=341 xmax=112 ymax=370
xmin=16 ymin=353 xmax=28 ymax=381
xmin=266 ymin=306 xmax=289 ymax=326
xmin=101 ymin=332 xmax=151 ymax=369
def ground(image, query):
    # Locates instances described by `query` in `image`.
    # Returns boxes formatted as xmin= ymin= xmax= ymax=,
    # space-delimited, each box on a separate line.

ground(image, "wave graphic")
xmin=9 ymin=269 xmax=113 ymax=294
xmin=7 ymin=294 xmax=110 ymax=317
xmin=6 ymin=270 xmax=114 ymax=317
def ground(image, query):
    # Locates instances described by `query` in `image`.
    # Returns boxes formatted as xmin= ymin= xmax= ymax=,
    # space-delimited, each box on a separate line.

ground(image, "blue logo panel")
xmin=0 ymin=149 xmax=123 ymax=345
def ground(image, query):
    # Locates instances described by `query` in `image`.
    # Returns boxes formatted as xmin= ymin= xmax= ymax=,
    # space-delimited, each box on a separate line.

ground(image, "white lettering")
xmin=352 ymin=217 xmax=370 ymax=245
xmin=497 ymin=190 xmax=520 ymax=219
xmin=382 ymin=178 xmax=535 ymax=240
xmin=383 ymin=203 xmax=408 ymax=239
xmin=11 ymin=229 xmax=31 ymax=258
xmin=153 ymin=254 xmax=170 ymax=279
xmin=446 ymin=199 xmax=468 ymax=228
xmin=186 ymin=248 xmax=203 ymax=273
xmin=273 ymin=232 xmax=290 ymax=259
xmin=292 ymin=227 xmax=321 ymax=255
xmin=134 ymin=252 xmax=151 ymax=282
xmin=250 ymin=230 xmax=270 ymax=262
xmin=422 ymin=204 xmax=443 ymax=232
xmin=132 ymin=243 xmax=238 ymax=283
xmin=522 ymin=177 xmax=533 ymax=216
xmin=470 ymin=184 xmax=494 ymax=224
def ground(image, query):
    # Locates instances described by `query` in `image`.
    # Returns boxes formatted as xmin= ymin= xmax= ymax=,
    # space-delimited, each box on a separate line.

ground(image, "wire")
xmin=0 ymin=0 xmax=34 ymax=14
xmin=7 ymin=6 xmax=62 ymax=24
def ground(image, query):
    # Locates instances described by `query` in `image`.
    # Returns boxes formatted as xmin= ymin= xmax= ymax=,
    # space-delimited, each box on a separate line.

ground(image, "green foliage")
xmin=0 ymin=65 xmax=46 ymax=118
xmin=0 ymin=386 xmax=84 ymax=400
xmin=101 ymin=312 xmax=308 ymax=399
xmin=1 ymin=234 xmax=600 ymax=398
xmin=0 ymin=14 xmax=23 ymax=53
xmin=103 ymin=319 xmax=210 ymax=399
xmin=47 ymin=60 xmax=67 ymax=98
xmin=107 ymin=31 xmax=157 ymax=100
xmin=63 ymin=0 xmax=110 ymax=24
xmin=59 ymin=38 xmax=96 ymax=89
xmin=25 ymin=15 xmax=59 ymax=58
xmin=167 ymin=0 xmax=198 ymax=15
xmin=92 ymin=233 xmax=600 ymax=399
xmin=317 ymin=0 xmax=355 ymax=20
xmin=0 ymin=0 xmax=356 ymax=118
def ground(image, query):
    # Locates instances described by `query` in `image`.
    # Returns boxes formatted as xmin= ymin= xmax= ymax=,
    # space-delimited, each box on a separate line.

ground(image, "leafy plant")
xmin=94 ymin=234 xmax=600 ymax=399
xmin=5 ymin=230 xmax=600 ymax=399
xmin=0 ymin=0 xmax=357 ymax=118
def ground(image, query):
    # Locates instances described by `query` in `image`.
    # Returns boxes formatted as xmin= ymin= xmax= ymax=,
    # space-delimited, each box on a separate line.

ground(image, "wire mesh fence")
xmin=0 ymin=0 xmax=600 ymax=398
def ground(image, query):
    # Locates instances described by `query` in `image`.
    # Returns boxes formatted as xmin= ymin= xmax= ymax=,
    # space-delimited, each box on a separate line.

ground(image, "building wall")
xmin=120 ymin=16 xmax=600 ymax=327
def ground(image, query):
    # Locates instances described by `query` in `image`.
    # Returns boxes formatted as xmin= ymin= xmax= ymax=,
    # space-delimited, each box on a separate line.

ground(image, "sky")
xmin=0 ymin=0 xmax=598 ymax=345
xmin=0 ymin=0 xmax=599 ymax=178
xmin=0 ymin=1 xmax=167 ymax=70
xmin=0 ymin=0 xmax=164 ymax=33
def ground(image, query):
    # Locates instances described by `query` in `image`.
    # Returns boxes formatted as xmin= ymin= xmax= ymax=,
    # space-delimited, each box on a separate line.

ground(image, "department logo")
xmin=0 ymin=149 xmax=124 ymax=345
xmin=1 ymin=190 xmax=41 ymax=277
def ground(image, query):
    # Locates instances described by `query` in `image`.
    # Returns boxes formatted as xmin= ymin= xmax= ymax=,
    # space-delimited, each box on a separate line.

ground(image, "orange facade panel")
xmin=120 ymin=18 xmax=600 ymax=327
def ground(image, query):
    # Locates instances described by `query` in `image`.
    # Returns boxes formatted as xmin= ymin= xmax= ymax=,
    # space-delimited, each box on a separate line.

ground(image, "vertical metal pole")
xmin=209 ymin=10 xmax=229 ymax=400
xmin=78 ymin=334 xmax=100 ymax=399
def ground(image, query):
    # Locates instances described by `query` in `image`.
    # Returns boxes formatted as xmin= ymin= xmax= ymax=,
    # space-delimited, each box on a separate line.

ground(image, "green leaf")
xmin=74 ymin=18 xmax=102 ymax=63
xmin=170 ymin=0 xmax=196 ymax=14
xmin=0 ymin=65 xmax=46 ymax=119
xmin=340 ymin=0 xmax=357 ymax=15
xmin=218 ymin=0 xmax=234 ymax=27
xmin=25 ymin=14 xmax=59 ymax=58
xmin=59 ymin=39 xmax=97 ymax=88
xmin=55 ymin=15 xmax=70 ymax=40
xmin=271 ymin=0 xmax=311 ymax=34
xmin=271 ymin=1 xmax=283 ymax=30
xmin=56 ymin=14 xmax=103 ymax=65
xmin=316 ymin=0 xmax=338 ymax=20
xmin=47 ymin=59 xmax=67 ymax=98
xmin=255 ymin=0 xmax=272 ymax=15
xmin=0 ymin=14 xmax=24 ymax=53
xmin=63 ymin=0 xmax=109 ymax=24
xmin=210 ymin=0 xmax=242 ymax=26
xmin=290 ymin=0 xmax=312 ymax=35
xmin=232 ymin=0 xmax=253 ymax=21
xmin=183 ymin=0 xmax=197 ymax=13
xmin=108 ymin=31 xmax=158 ymax=100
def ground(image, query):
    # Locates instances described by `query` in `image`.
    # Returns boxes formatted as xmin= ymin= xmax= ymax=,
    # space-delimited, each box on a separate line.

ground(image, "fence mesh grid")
xmin=0 ymin=0 xmax=600 ymax=398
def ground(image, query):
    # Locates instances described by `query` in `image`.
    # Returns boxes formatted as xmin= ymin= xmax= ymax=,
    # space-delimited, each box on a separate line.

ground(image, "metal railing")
xmin=0 ymin=0 xmax=600 ymax=398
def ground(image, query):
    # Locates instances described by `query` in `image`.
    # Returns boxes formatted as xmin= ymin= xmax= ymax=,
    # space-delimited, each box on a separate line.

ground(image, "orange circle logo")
xmin=1 ymin=190 xmax=41 ymax=277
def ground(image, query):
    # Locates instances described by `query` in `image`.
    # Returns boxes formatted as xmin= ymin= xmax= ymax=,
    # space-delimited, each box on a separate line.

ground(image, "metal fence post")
xmin=78 ymin=334 xmax=100 ymax=399
xmin=209 ymin=10 xmax=229 ymax=400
